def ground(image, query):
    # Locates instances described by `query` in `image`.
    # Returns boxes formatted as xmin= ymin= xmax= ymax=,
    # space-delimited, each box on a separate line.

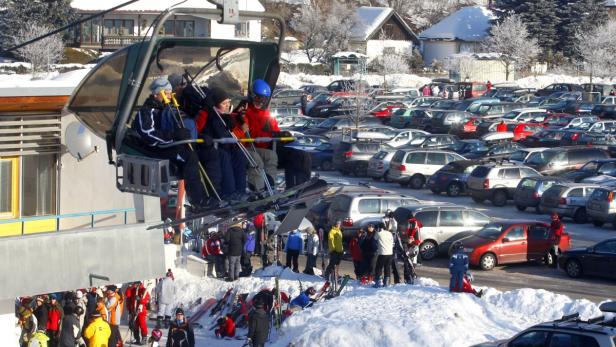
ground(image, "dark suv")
xmin=303 ymin=116 xmax=382 ymax=136
xmin=332 ymin=141 xmax=389 ymax=176
xmin=428 ymin=110 xmax=472 ymax=134
xmin=327 ymin=79 xmax=370 ymax=92
xmin=562 ymin=159 xmax=616 ymax=182
xmin=524 ymin=147 xmax=610 ymax=176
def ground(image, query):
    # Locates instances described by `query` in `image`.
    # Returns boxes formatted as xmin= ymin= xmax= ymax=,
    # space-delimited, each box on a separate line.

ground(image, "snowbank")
xmin=278 ymin=72 xmax=432 ymax=89
xmin=0 ymin=67 xmax=92 ymax=92
xmin=170 ymin=267 xmax=602 ymax=347
xmin=516 ymin=74 xmax=616 ymax=89
xmin=0 ymin=314 xmax=20 ymax=347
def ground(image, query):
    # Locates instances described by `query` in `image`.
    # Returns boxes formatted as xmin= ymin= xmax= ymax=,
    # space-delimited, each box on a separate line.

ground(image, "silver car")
xmin=367 ymin=150 xmax=396 ymax=181
xmin=540 ymin=183 xmax=599 ymax=223
xmin=586 ymin=186 xmax=616 ymax=228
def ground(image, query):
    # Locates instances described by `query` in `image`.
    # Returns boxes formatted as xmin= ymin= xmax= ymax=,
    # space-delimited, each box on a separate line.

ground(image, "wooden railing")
xmin=102 ymin=35 xmax=148 ymax=49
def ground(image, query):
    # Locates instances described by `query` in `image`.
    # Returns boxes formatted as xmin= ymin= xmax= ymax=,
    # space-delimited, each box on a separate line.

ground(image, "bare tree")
xmin=576 ymin=20 xmax=616 ymax=90
xmin=291 ymin=0 xmax=357 ymax=63
xmin=14 ymin=24 xmax=64 ymax=79
xmin=444 ymin=54 xmax=475 ymax=81
xmin=371 ymin=31 xmax=410 ymax=88
xmin=482 ymin=14 xmax=539 ymax=80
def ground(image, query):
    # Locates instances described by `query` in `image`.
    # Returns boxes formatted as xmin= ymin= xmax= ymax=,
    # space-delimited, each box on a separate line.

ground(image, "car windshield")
xmin=409 ymin=135 xmax=427 ymax=144
xmin=509 ymin=150 xmax=528 ymax=161
xmin=502 ymin=111 xmax=521 ymax=120
xmin=393 ymin=108 xmax=407 ymax=116
xmin=318 ymin=118 xmax=338 ymax=129
xmin=580 ymin=161 xmax=598 ymax=172
xmin=467 ymin=103 xmax=482 ymax=113
xmin=526 ymin=151 xmax=557 ymax=165
xmin=477 ymin=223 xmax=504 ymax=239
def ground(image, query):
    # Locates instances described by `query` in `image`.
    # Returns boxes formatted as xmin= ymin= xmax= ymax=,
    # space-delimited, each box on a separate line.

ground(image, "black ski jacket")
xmin=166 ymin=320 xmax=195 ymax=347
xmin=225 ymin=227 xmax=247 ymax=257
xmin=248 ymin=308 xmax=270 ymax=344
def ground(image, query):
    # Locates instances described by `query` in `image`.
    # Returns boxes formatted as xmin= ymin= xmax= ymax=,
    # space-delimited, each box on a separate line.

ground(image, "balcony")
xmin=78 ymin=35 xmax=149 ymax=50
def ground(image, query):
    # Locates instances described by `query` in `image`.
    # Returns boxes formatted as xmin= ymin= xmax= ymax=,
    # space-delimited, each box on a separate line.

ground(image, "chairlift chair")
xmin=64 ymin=2 xmax=286 ymax=197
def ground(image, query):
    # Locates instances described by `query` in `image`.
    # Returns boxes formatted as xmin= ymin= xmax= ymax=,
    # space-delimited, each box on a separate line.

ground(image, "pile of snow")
xmin=0 ymin=67 xmax=92 ymax=91
xmin=171 ymin=266 xmax=603 ymax=347
xmin=0 ymin=314 xmax=20 ymax=347
xmin=419 ymin=6 xmax=495 ymax=42
xmin=278 ymin=72 xmax=431 ymax=89
xmin=516 ymin=74 xmax=616 ymax=89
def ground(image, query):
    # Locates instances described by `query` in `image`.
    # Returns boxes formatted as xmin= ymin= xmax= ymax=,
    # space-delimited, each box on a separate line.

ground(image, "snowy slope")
xmin=171 ymin=267 xmax=604 ymax=347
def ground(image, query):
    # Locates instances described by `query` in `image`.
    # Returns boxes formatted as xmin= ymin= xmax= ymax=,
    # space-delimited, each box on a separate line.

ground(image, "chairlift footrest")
xmin=116 ymin=154 xmax=171 ymax=197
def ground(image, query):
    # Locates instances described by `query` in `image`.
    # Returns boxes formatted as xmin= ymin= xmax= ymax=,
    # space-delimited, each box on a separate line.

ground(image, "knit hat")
xmin=208 ymin=87 xmax=230 ymax=106
xmin=175 ymin=307 xmax=184 ymax=315
xmin=150 ymin=77 xmax=172 ymax=95
xmin=168 ymin=73 xmax=184 ymax=89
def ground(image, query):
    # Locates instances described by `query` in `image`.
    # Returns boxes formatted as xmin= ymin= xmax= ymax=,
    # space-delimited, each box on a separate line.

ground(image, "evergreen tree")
xmin=556 ymin=0 xmax=608 ymax=59
xmin=524 ymin=0 xmax=559 ymax=59
xmin=0 ymin=0 xmax=75 ymax=51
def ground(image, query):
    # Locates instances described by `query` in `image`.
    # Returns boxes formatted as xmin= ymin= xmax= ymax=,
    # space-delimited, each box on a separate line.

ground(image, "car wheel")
xmin=573 ymin=208 xmax=588 ymax=224
xmin=471 ymin=195 xmax=484 ymax=203
xmin=492 ymin=190 xmax=508 ymax=207
xmin=592 ymin=220 xmax=604 ymax=227
xmin=321 ymin=160 xmax=332 ymax=171
xmin=516 ymin=205 xmax=526 ymax=211
xmin=480 ymin=253 xmax=496 ymax=271
xmin=410 ymin=175 xmax=425 ymax=189
xmin=565 ymin=259 xmax=582 ymax=278
xmin=419 ymin=240 xmax=438 ymax=261
xmin=446 ymin=183 xmax=462 ymax=197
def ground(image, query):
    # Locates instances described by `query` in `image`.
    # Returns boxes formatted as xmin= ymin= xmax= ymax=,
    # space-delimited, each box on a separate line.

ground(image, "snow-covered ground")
xmin=172 ymin=266 xmax=604 ymax=347
xmin=0 ymin=314 xmax=20 ymax=347
xmin=278 ymin=71 xmax=432 ymax=89
xmin=516 ymin=73 xmax=616 ymax=89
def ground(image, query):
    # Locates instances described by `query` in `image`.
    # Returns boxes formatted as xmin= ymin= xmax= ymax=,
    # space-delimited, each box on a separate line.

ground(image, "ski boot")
xmin=372 ymin=277 xmax=382 ymax=288
xmin=360 ymin=276 xmax=367 ymax=285
xmin=383 ymin=277 xmax=390 ymax=287
xmin=475 ymin=289 xmax=484 ymax=298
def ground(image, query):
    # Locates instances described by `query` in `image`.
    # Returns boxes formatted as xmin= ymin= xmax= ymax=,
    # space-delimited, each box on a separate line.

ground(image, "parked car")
xmin=270 ymin=89 xmax=305 ymax=107
xmin=508 ymin=147 xmax=549 ymax=164
xmin=588 ymin=120 xmax=616 ymax=133
xmin=388 ymin=149 xmax=465 ymax=188
xmin=524 ymin=147 xmax=610 ymax=176
xmin=332 ymin=140 xmax=389 ymax=176
xmin=405 ymin=134 xmax=460 ymax=149
xmin=305 ymin=142 xmax=335 ymax=170
xmin=406 ymin=109 xmax=434 ymax=130
xmin=561 ymin=159 xmax=616 ymax=182
xmin=327 ymin=79 xmax=369 ymax=92
xmin=367 ymin=150 xmax=396 ymax=181
xmin=309 ymin=97 xmax=357 ymax=118
xmin=270 ymin=106 xmax=302 ymax=119
xmin=393 ymin=205 xmax=491 ymax=260
xmin=303 ymin=116 xmax=382 ymax=136
xmin=582 ymin=83 xmax=616 ymax=96
xmin=513 ymin=176 xmax=563 ymax=213
xmin=463 ymin=142 xmax=524 ymax=160
xmin=457 ymin=81 xmax=488 ymax=98
xmin=558 ymin=238 xmax=616 ymax=279
xmin=327 ymin=192 xmax=420 ymax=238
xmin=468 ymin=102 xmax=524 ymax=118
xmin=283 ymin=117 xmax=323 ymax=133
xmin=472 ymin=302 xmax=616 ymax=347
xmin=459 ymin=220 xmax=571 ymax=270
xmin=519 ymin=129 xmax=567 ymax=148
xmin=586 ymin=186 xmax=616 ymax=228
xmin=535 ymin=83 xmax=584 ymax=97
xmin=467 ymin=162 xmax=542 ymax=206
xmin=447 ymin=139 xmax=485 ymax=156
xmin=540 ymin=183 xmax=598 ymax=223
xmin=286 ymin=135 xmax=329 ymax=151
xmin=499 ymin=108 xmax=548 ymax=123
xmin=299 ymin=84 xmax=329 ymax=96
xmin=511 ymin=122 xmax=546 ymax=141
xmin=591 ymin=103 xmax=616 ymax=118
xmin=427 ymin=160 xmax=484 ymax=197
xmin=386 ymin=129 xmax=429 ymax=148
xmin=390 ymin=108 xmax=431 ymax=129
xmin=427 ymin=110 xmax=473 ymax=134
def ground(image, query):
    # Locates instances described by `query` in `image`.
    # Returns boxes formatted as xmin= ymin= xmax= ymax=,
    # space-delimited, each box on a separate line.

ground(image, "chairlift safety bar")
xmin=156 ymin=137 xmax=295 ymax=148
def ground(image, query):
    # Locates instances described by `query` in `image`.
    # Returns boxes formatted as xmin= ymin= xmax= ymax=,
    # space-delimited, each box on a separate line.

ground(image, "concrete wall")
xmin=422 ymin=40 xmax=458 ymax=66
xmin=59 ymin=113 xmax=140 ymax=229
xmin=0 ymin=222 xmax=165 ymax=300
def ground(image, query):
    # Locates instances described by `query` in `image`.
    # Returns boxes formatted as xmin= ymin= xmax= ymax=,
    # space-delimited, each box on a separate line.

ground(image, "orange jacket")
xmin=105 ymin=292 xmax=123 ymax=325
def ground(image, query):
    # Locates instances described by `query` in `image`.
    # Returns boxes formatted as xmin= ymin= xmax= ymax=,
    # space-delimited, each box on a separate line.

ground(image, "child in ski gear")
xmin=225 ymin=225 xmax=247 ymax=281
xmin=360 ymin=224 xmax=378 ymax=284
xmin=83 ymin=312 xmax=111 ymax=347
xmin=18 ymin=299 xmax=36 ymax=347
xmin=202 ymin=232 xmax=225 ymax=278
xmin=156 ymin=272 xmax=177 ymax=328
xmin=247 ymin=300 xmax=269 ymax=347
xmin=323 ymin=221 xmax=344 ymax=280
xmin=215 ymin=315 xmax=236 ymax=338
xmin=374 ymin=224 xmax=394 ymax=287
xmin=130 ymin=76 xmax=209 ymax=207
xmin=29 ymin=329 xmax=50 ymax=347
xmin=406 ymin=216 xmax=422 ymax=265
xmin=449 ymin=242 xmax=469 ymax=292
xmin=284 ymin=229 xmax=304 ymax=272
xmin=46 ymin=294 xmax=63 ymax=347
xmin=550 ymin=212 xmax=564 ymax=260
xmin=149 ymin=328 xmax=163 ymax=347
xmin=132 ymin=283 xmax=150 ymax=345
xmin=349 ymin=229 xmax=364 ymax=280
xmin=289 ymin=287 xmax=316 ymax=310
xmin=303 ymin=227 xmax=319 ymax=275
xmin=461 ymin=272 xmax=484 ymax=298
xmin=166 ymin=308 xmax=194 ymax=347
xmin=59 ymin=306 xmax=83 ymax=347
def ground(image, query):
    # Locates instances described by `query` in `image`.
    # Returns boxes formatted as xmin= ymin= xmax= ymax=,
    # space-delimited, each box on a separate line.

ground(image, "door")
xmin=437 ymin=209 xmax=466 ymax=244
xmin=502 ymin=168 xmax=521 ymax=195
xmin=498 ymin=225 xmax=527 ymax=264
xmin=414 ymin=210 xmax=438 ymax=242
xmin=527 ymin=224 xmax=551 ymax=261
xmin=585 ymin=240 xmax=616 ymax=278
xmin=425 ymin=152 xmax=447 ymax=175
xmin=0 ymin=156 xmax=19 ymax=219
xmin=566 ymin=188 xmax=584 ymax=209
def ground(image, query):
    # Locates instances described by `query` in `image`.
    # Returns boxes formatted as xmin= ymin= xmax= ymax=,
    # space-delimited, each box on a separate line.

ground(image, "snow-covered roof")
xmin=70 ymin=0 xmax=264 ymax=13
xmin=332 ymin=51 xmax=368 ymax=59
xmin=607 ymin=0 xmax=616 ymax=6
xmin=419 ymin=6 xmax=495 ymax=42
xmin=351 ymin=7 xmax=394 ymax=41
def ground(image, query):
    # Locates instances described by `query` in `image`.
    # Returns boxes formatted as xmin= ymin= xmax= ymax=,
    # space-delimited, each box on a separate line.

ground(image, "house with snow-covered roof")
xmin=608 ymin=0 xmax=616 ymax=20
xmin=347 ymin=6 xmax=419 ymax=61
xmin=419 ymin=6 xmax=495 ymax=66
xmin=69 ymin=0 xmax=264 ymax=50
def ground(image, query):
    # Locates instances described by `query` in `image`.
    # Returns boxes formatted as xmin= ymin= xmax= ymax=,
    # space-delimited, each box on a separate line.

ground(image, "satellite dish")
xmin=65 ymin=122 xmax=97 ymax=160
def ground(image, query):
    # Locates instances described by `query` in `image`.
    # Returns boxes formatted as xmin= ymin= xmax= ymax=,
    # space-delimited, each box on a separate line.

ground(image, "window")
xmin=471 ymin=166 xmax=490 ymax=178
xmin=383 ymin=47 xmax=396 ymax=54
xmin=548 ymin=332 xmax=599 ymax=347
xmin=528 ymin=225 xmax=549 ymax=240
xmin=503 ymin=169 xmax=520 ymax=179
xmin=520 ymin=178 xmax=537 ymax=189
xmin=175 ymin=20 xmax=195 ymax=37
xmin=439 ymin=210 xmax=464 ymax=227
xmin=567 ymin=188 xmax=583 ymax=197
xmin=22 ymin=155 xmax=56 ymax=216
xmin=235 ymin=22 xmax=250 ymax=38
xmin=415 ymin=210 xmax=438 ymax=227
xmin=595 ymin=240 xmax=616 ymax=253
xmin=510 ymin=330 xmax=549 ymax=347
xmin=103 ymin=19 xmax=134 ymax=36
xmin=505 ymin=226 xmax=525 ymax=241
xmin=81 ymin=18 xmax=102 ymax=44
xmin=464 ymin=211 xmax=490 ymax=226
xmin=392 ymin=150 xmax=406 ymax=163
xmin=358 ymin=199 xmax=380 ymax=214
xmin=520 ymin=168 xmax=540 ymax=178
xmin=426 ymin=153 xmax=446 ymax=165
xmin=0 ymin=157 xmax=18 ymax=218
xmin=446 ymin=154 xmax=460 ymax=163
xmin=330 ymin=196 xmax=352 ymax=213
xmin=406 ymin=152 xmax=426 ymax=164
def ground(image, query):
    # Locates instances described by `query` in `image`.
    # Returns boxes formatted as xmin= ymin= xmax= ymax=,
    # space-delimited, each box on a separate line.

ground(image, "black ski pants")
xmin=324 ymin=251 xmax=343 ymax=279
xmin=374 ymin=255 xmax=393 ymax=281
xmin=286 ymin=249 xmax=300 ymax=272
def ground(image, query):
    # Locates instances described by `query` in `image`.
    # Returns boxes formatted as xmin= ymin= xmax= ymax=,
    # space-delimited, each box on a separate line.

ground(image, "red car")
xmin=459 ymin=220 xmax=571 ymax=270
xmin=512 ymin=123 xmax=545 ymax=141
xmin=370 ymin=102 xmax=406 ymax=119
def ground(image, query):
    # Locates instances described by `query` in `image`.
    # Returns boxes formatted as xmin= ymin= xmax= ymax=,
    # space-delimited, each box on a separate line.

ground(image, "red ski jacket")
xmin=348 ymin=238 xmax=363 ymax=262
xmin=244 ymin=104 xmax=279 ymax=149
xmin=405 ymin=218 xmax=422 ymax=246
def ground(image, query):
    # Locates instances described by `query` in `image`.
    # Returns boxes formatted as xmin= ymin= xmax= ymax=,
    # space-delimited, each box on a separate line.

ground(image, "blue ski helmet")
xmin=252 ymin=79 xmax=271 ymax=97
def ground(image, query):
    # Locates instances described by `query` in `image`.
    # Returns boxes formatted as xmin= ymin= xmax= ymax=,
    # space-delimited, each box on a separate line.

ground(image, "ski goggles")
xmin=252 ymin=95 xmax=269 ymax=109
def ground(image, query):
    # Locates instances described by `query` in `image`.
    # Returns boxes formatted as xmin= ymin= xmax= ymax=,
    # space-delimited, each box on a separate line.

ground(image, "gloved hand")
xmin=173 ymin=128 xmax=192 ymax=141
xmin=200 ymin=135 xmax=214 ymax=147
xmin=222 ymin=114 xmax=235 ymax=129
xmin=273 ymin=131 xmax=292 ymax=138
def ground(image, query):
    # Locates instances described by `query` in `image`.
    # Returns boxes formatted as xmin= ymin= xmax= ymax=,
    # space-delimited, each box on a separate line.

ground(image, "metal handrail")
xmin=0 ymin=208 xmax=136 ymax=235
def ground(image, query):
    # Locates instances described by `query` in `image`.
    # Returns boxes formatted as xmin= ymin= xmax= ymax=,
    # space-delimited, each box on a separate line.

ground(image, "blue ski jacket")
xmin=449 ymin=250 xmax=469 ymax=274
xmin=290 ymin=292 xmax=311 ymax=308
xmin=285 ymin=231 xmax=304 ymax=253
